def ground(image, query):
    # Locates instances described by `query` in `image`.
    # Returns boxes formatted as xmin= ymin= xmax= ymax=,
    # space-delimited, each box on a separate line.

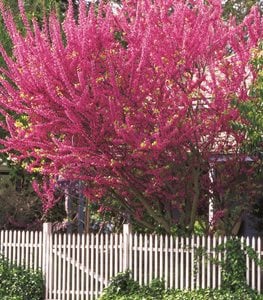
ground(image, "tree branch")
xmin=129 ymin=187 xmax=171 ymax=233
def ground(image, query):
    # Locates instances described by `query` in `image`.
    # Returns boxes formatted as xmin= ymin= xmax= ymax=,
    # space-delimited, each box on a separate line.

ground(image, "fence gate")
xmin=44 ymin=223 xmax=128 ymax=300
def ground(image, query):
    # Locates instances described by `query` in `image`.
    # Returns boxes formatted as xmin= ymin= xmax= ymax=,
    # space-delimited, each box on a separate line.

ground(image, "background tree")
xmin=236 ymin=44 xmax=263 ymax=155
xmin=0 ymin=174 xmax=42 ymax=229
xmin=0 ymin=0 xmax=262 ymax=234
xmin=222 ymin=0 xmax=263 ymax=23
xmin=231 ymin=42 xmax=263 ymax=235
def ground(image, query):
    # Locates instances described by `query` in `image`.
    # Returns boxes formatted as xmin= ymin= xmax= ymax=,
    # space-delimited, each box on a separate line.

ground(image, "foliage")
xmin=0 ymin=256 xmax=44 ymax=300
xmin=164 ymin=289 xmax=262 ymax=300
xmin=234 ymin=43 xmax=263 ymax=155
xmin=100 ymin=270 xmax=140 ymax=298
xmin=0 ymin=174 xmax=42 ymax=230
xmin=215 ymin=238 xmax=248 ymax=291
xmin=222 ymin=238 xmax=263 ymax=292
xmin=1 ymin=297 xmax=22 ymax=300
xmin=99 ymin=271 xmax=165 ymax=300
xmin=193 ymin=236 xmax=263 ymax=295
xmin=232 ymin=42 xmax=263 ymax=214
xmin=99 ymin=290 xmax=263 ymax=300
xmin=99 ymin=270 xmax=262 ymax=299
xmin=0 ymin=0 xmax=262 ymax=233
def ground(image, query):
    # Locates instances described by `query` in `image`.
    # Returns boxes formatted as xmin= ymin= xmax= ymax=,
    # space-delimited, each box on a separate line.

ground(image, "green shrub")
xmin=218 ymin=238 xmax=248 ymax=291
xmin=0 ymin=255 xmax=44 ymax=300
xmin=1 ymin=297 xmax=23 ymax=300
xmin=100 ymin=288 xmax=263 ymax=300
xmin=100 ymin=270 xmax=140 ymax=299
xmin=163 ymin=288 xmax=262 ymax=300
xmin=99 ymin=271 xmax=263 ymax=300
xmin=99 ymin=270 xmax=166 ymax=300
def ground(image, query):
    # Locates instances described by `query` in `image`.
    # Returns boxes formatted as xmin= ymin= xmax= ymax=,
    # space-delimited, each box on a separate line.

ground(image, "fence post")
xmin=43 ymin=223 xmax=52 ymax=299
xmin=123 ymin=224 xmax=132 ymax=271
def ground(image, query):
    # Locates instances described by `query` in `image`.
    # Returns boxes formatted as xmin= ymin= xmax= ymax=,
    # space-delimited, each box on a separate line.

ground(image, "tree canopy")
xmin=0 ymin=0 xmax=262 ymax=233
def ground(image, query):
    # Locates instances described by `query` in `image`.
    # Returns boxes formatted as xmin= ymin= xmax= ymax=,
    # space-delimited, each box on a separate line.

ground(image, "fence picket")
xmin=86 ymin=233 xmax=90 ymax=300
xmin=129 ymin=233 xmax=132 ymax=272
xmin=76 ymin=234 xmax=80 ymax=299
xmin=90 ymin=233 xmax=94 ymax=300
xmin=8 ymin=231 xmax=12 ymax=262
xmin=218 ymin=236 xmax=222 ymax=287
xmin=164 ymin=235 xmax=168 ymax=289
xmin=170 ymin=235 xmax=174 ymax=289
xmin=4 ymin=230 xmax=8 ymax=259
xmin=139 ymin=234 xmax=143 ymax=285
xmin=21 ymin=230 xmax=25 ymax=267
xmin=154 ymin=234 xmax=158 ymax=279
xmin=185 ymin=236 xmax=189 ymax=290
xmin=95 ymin=234 xmax=99 ymax=299
xmin=109 ymin=233 xmax=113 ymax=280
xmin=25 ymin=231 xmax=29 ymax=267
xmin=180 ymin=236 xmax=184 ymax=290
xmin=62 ymin=233 xmax=67 ymax=300
xmin=29 ymin=231 xmax=34 ymax=269
xmin=134 ymin=233 xmax=138 ymax=281
xmin=149 ymin=234 xmax=153 ymax=284
xmin=17 ymin=231 xmax=21 ymax=265
xmin=54 ymin=234 xmax=58 ymax=300
xmin=190 ymin=236 xmax=194 ymax=290
xmin=81 ymin=234 xmax=85 ymax=300
xmin=195 ymin=236 xmax=200 ymax=289
xmin=201 ymin=236 xmax=206 ymax=289
xmin=175 ymin=236 xmax=179 ymax=289
xmin=252 ymin=237 xmax=256 ymax=290
xmin=38 ymin=231 xmax=42 ymax=271
xmin=119 ymin=234 xmax=123 ymax=272
xmin=144 ymin=234 xmax=148 ymax=285
xmin=0 ymin=230 xmax=3 ymax=255
xmin=160 ymin=235 xmax=163 ymax=280
xmin=13 ymin=230 xmax=18 ymax=264
xmin=105 ymin=234 xmax=109 ymax=286
xmin=212 ymin=236 xmax=216 ymax=288
xmin=207 ymin=235 xmax=211 ymax=288
xmin=114 ymin=234 xmax=118 ymax=276
xmin=72 ymin=234 xmax=76 ymax=300
xmin=66 ymin=233 xmax=71 ymax=300
xmin=58 ymin=234 xmax=62 ymax=300
xmin=257 ymin=237 xmax=261 ymax=294
xmin=100 ymin=234 xmax=104 ymax=294
xmin=246 ymin=236 xmax=250 ymax=285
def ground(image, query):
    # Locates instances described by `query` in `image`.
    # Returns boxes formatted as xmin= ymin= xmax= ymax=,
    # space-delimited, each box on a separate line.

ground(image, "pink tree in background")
xmin=0 ymin=0 xmax=262 ymax=233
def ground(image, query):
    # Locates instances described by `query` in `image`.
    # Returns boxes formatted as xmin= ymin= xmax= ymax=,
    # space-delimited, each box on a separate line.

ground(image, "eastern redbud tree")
xmin=0 ymin=0 xmax=262 ymax=234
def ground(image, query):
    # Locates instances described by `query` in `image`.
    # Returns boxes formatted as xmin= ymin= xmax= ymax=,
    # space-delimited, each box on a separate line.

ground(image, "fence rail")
xmin=0 ymin=224 xmax=262 ymax=300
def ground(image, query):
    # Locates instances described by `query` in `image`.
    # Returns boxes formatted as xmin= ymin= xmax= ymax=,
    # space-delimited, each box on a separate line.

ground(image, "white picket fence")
xmin=0 ymin=223 xmax=262 ymax=300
